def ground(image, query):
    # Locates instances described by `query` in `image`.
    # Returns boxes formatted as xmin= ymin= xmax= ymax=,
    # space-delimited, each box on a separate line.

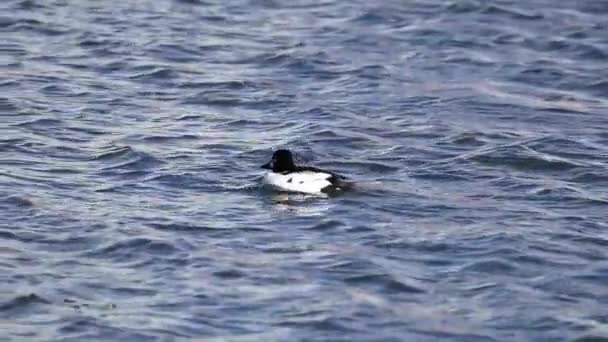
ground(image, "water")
xmin=2 ymin=0 xmax=608 ymax=340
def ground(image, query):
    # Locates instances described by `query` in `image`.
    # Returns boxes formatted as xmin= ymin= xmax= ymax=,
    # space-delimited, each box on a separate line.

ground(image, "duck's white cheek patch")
xmin=264 ymin=172 xmax=332 ymax=194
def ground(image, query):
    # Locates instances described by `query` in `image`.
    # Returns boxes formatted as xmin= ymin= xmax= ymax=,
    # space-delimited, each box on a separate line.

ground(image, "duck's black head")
xmin=261 ymin=149 xmax=296 ymax=172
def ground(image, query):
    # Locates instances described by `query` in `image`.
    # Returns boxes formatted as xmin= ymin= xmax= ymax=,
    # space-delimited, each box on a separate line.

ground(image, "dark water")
xmin=2 ymin=0 xmax=608 ymax=340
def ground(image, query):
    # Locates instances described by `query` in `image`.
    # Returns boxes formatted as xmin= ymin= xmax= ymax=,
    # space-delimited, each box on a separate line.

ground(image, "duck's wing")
xmin=295 ymin=166 xmax=353 ymax=193
xmin=295 ymin=166 xmax=345 ymax=180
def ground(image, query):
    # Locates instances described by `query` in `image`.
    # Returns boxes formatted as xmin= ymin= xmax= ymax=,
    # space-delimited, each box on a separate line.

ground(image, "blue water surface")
xmin=2 ymin=0 xmax=608 ymax=341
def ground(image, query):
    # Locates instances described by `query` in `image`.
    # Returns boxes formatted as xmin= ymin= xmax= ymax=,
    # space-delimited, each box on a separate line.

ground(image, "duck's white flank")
xmin=264 ymin=171 xmax=333 ymax=194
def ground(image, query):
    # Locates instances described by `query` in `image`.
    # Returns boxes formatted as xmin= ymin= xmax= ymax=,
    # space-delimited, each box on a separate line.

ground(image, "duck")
xmin=261 ymin=149 xmax=352 ymax=195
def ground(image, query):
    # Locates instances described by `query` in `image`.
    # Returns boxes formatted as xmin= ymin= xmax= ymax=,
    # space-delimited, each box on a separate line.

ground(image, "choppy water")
xmin=2 ymin=0 xmax=608 ymax=340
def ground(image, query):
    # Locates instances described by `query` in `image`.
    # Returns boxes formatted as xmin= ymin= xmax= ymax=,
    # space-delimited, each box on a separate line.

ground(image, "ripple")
xmin=445 ymin=1 xmax=481 ymax=13
xmin=177 ymin=80 xmax=251 ymax=90
xmin=586 ymin=80 xmax=608 ymax=97
xmin=10 ymin=18 xmax=69 ymax=36
xmin=0 ymin=194 xmax=34 ymax=208
xmin=147 ymin=222 xmax=217 ymax=232
xmin=15 ymin=118 xmax=64 ymax=128
xmin=212 ymin=269 xmax=246 ymax=279
xmin=277 ymin=317 xmax=359 ymax=333
xmin=0 ymin=97 xmax=18 ymax=113
xmin=174 ymin=0 xmax=213 ymax=5
xmin=0 ymin=16 xmax=16 ymax=28
xmin=91 ymin=145 xmax=134 ymax=161
xmin=442 ymin=132 xmax=487 ymax=147
xmin=129 ymin=67 xmax=180 ymax=81
xmin=83 ymin=237 xmax=181 ymax=261
xmin=328 ymin=160 xmax=399 ymax=173
xmin=528 ymin=185 xmax=608 ymax=205
xmin=0 ymin=294 xmax=51 ymax=317
xmin=93 ymin=145 xmax=164 ymax=175
xmin=571 ymin=171 xmax=608 ymax=183
xmin=175 ymin=114 xmax=203 ymax=121
xmin=149 ymin=44 xmax=203 ymax=63
xmin=307 ymin=219 xmax=344 ymax=231
xmin=461 ymin=259 xmax=519 ymax=275
xmin=409 ymin=168 xmax=471 ymax=181
xmin=139 ymin=134 xmax=199 ymax=143
xmin=344 ymin=274 xmax=426 ymax=294
xmin=482 ymin=5 xmax=543 ymax=20
xmin=466 ymin=145 xmax=584 ymax=171
xmin=57 ymin=319 xmax=158 ymax=340
xmin=573 ymin=336 xmax=608 ymax=342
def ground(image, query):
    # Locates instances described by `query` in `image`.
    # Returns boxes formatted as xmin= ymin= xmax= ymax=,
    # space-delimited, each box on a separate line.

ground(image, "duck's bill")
xmin=261 ymin=162 xmax=272 ymax=169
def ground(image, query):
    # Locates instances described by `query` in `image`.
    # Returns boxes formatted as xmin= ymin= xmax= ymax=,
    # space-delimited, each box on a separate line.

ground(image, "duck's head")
xmin=261 ymin=149 xmax=296 ymax=172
